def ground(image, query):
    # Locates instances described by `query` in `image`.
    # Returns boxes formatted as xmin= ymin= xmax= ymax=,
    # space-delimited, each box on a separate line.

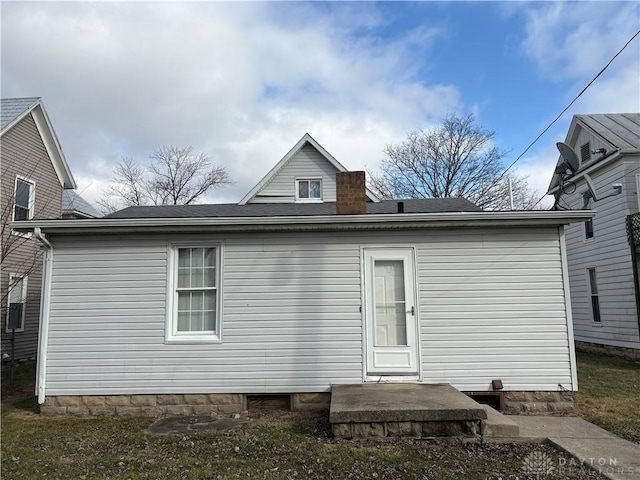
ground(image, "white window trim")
xmin=586 ymin=267 xmax=602 ymax=325
xmin=295 ymin=178 xmax=323 ymax=203
xmin=13 ymin=175 xmax=36 ymax=221
xmin=583 ymin=218 xmax=595 ymax=243
xmin=5 ymin=273 xmax=27 ymax=333
xmin=165 ymin=242 xmax=223 ymax=344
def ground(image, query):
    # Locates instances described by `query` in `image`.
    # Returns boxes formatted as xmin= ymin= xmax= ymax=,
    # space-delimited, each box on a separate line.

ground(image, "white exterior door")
xmin=363 ymin=248 xmax=419 ymax=375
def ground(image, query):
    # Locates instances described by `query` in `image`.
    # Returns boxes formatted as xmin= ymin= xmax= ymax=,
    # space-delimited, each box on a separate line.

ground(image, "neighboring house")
xmin=62 ymin=190 xmax=100 ymax=219
xmin=1 ymin=97 xmax=76 ymax=361
xmin=547 ymin=113 xmax=640 ymax=352
xmin=15 ymin=133 xmax=592 ymax=415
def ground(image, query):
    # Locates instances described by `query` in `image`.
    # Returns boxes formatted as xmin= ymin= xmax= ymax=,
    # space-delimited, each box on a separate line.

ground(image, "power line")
xmin=498 ymin=28 xmax=640 ymax=196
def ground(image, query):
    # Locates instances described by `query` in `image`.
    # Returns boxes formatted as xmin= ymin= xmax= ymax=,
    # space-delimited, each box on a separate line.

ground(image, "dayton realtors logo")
xmin=521 ymin=451 xmax=555 ymax=479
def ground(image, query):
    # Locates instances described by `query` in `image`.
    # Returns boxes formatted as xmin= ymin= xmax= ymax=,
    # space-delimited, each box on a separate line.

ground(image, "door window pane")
xmin=374 ymin=260 xmax=407 ymax=346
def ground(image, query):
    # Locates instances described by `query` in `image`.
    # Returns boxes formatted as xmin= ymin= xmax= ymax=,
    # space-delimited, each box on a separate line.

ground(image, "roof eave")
xmin=547 ymin=150 xmax=624 ymax=195
xmin=13 ymin=210 xmax=595 ymax=235
xmin=31 ymin=103 xmax=77 ymax=189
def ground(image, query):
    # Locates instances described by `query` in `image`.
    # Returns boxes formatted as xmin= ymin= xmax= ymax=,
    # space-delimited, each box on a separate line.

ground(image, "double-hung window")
xmin=6 ymin=274 xmax=27 ymax=333
xmin=587 ymin=268 xmax=601 ymax=323
xmin=584 ymin=218 xmax=594 ymax=240
xmin=13 ymin=177 xmax=35 ymax=221
xmin=167 ymin=245 xmax=221 ymax=342
xmin=296 ymin=179 xmax=322 ymax=202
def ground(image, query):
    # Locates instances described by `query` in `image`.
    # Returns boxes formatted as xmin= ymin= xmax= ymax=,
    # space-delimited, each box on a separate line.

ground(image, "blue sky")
xmin=2 ymin=1 xmax=639 ymax=208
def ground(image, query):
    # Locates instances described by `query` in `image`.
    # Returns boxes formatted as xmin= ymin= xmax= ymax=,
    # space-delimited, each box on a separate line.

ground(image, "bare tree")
xmin=98 ymin=146 xmax=233 ymax=214
xmin=368 ymin=114 xmax=540 ymax=210
xmin=1 ymin=156 xmax=50 ymax=305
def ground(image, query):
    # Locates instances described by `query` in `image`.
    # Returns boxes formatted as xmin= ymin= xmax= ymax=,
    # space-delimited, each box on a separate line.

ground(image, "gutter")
xmin=34 ymin=228 xmax=52 ymax=404
xmin=12 ymin=210 xmax=596 ymax=235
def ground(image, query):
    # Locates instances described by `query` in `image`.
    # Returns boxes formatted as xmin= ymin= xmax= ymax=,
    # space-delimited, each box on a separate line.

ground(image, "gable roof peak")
xmin=1 ymin=96 xmax=76 ymax=189
xmin=238 ymin=133 xmax=379 ymax=205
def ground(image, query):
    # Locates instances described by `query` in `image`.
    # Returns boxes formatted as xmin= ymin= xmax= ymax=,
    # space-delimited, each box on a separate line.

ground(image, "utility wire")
xmin=499 ymin=28 xmax=640 ymax=206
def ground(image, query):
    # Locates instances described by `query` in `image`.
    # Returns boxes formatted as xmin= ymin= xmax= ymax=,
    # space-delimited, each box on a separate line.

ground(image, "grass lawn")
xmin=2 ymin=353 xmax=637 ymax=480
xmin=573 ymin=351 xmax=640 ymax=444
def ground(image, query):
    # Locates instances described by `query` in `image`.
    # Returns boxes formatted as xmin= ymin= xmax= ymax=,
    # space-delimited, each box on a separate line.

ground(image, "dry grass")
xmin=573 ymin=351 xmax=640 ymax=444
xmin=1 ymin=409 xmax=603 ymax=480
xmin=2 ymin=352 xmax=637 ymax=479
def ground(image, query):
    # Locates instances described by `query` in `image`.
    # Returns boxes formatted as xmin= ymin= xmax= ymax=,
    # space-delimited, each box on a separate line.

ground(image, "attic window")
xmin=580 ymin=142 xmax=591 ymax=163
xmin=296 ymin=179 xmax=322 ymax=202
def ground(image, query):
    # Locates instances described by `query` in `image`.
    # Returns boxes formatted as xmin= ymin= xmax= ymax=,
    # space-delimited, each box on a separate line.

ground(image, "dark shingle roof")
xmin=1 ymin=97 xmax=40 ymax=132
xmin=106 ymin=198 xmax=481 ymax=219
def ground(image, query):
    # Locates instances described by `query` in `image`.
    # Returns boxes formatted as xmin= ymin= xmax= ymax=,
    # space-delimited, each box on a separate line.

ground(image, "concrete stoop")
xmin=330 ymin=384 xmax=521 ymax=441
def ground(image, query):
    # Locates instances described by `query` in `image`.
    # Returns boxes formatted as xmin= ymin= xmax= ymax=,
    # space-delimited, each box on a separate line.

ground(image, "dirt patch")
xmin=146 ymin=415 xmax=248 ymax=435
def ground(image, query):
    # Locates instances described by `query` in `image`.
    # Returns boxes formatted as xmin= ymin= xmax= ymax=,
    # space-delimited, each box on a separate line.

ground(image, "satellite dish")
xmin=582 ymin=173 xmax=598 ymax=208
xmin=556 ymin=142 xmax=580 ymax=174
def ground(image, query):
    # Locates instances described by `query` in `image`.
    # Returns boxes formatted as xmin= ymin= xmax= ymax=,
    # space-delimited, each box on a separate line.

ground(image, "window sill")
xmin=165 ymin=334 xmax=222 ymax=344
xmin=591 ymin=322 xmax=603 ymax=327
xmin=294 ymin=199 xmax=323 ymax=203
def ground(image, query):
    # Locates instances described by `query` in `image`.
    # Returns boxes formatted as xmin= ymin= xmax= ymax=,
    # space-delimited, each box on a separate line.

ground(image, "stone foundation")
xmin=40 ymin=394 xmax=246 ymax=417
xmin=332 ymin=420 xmax=481 ymax=439
xmin=40 ymin=392 xmax=331 ymax=416
xmin=502 ymin=391 xmax=574 ymax=414
xmin=40 ymin=390 xmax=569 ymax=416
xmin=576 ymin=341 xmax=640 ymax=362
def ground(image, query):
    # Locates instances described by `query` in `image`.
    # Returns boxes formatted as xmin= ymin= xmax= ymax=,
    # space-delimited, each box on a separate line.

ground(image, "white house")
xmin=548 ymin=114 xmax=640 ymax=352
xmin=16 ymin=133 xmax=592 ymax=416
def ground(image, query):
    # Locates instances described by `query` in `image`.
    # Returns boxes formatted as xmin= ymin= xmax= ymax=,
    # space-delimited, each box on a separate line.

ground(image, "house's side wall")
xmin=43 ymin=227 xmax=574 ymax=399
xmin=571 ymin=124 xmax=613 ymax=168
xmin=0 ymin=113 xmax=64 ymax=360
xmin=248 ymin=144 xmax=338 ymax=203
xmin=562 ymin=158 xmax=640 ymax=349
xmin=623 ymin=155 xmax=640 ymax=213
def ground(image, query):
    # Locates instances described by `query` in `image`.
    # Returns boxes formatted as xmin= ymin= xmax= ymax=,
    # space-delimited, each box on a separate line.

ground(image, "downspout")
xmin=34 ymin=227 xmax=52 ymax=404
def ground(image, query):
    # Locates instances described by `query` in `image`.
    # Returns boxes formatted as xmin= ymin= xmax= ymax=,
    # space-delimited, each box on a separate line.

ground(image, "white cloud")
xmin=515 ymin=1 xmax=639 ymax=209
xmin=521 ymin=2 xmax=640 ymax=81
xmin=1 ymin=2 xmax=461 ymax=205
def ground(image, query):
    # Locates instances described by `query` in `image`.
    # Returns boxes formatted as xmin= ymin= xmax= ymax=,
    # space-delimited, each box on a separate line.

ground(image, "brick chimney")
xmin=336 ymin=171 xmax=367 ymax=215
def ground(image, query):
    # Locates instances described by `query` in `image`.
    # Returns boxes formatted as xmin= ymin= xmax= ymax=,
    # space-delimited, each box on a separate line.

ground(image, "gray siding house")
xmin=548 ymin=114 xmax=640 ymax=351
xmin=16 ymin=134 xmax=592 ymax=415
xmin=1 ymin=97 xmax=76 ymax=361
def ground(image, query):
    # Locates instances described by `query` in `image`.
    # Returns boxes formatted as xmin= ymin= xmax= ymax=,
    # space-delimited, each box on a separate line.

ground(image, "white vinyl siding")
xmin=249 ymin=144 xmax=338 ymax=203
xmin=562 ymin=157 xmax=640 ymax=349
xmin=43 ymin=227 xmax=575 ymax=396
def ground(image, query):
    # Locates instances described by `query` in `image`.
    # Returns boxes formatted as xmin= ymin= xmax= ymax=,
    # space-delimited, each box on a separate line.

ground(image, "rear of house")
xmin=18 ymin=134 xmax=591 ymax=415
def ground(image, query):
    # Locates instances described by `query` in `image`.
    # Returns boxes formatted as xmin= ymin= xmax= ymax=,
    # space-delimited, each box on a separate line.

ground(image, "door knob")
xmin=407 ymin=306 xmax=415 ymax=315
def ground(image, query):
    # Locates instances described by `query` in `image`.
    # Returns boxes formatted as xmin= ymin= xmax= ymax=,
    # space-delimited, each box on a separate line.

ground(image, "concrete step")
xmin=330 ymin=383 xmax=488 ymax=439
xmin=479 ymin=404 xmax=520 ymax=440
